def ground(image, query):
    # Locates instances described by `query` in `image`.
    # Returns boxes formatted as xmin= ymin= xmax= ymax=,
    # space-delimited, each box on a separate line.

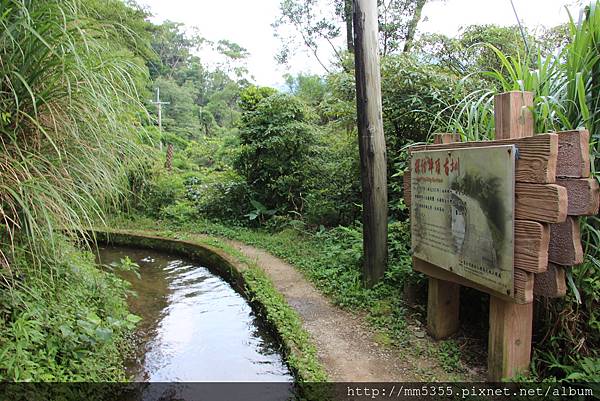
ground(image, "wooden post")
xmin=488 ymin=298 xmax=533 ymax=380
xmin=488 ymin=91 xmax=535 ymax=381
xmin=353 ymin=0 xmax=388 ymax=286
xmin=494 ymin=91 xmax=534 ymax=140
xmin=427 ymin=278 xmax=460 ymax=339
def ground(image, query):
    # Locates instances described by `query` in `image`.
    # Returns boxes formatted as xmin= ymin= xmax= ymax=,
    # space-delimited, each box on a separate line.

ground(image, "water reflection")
xmin=97 ymin=246 xmax=293 ymax=388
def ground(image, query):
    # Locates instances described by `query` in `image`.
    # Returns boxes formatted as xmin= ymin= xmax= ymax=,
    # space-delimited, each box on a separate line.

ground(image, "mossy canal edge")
xmin=90 ymin=229 xmax=329 ymax=390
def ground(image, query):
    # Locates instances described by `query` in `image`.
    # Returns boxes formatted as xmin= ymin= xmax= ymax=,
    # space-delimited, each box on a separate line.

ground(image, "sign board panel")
xmin=410 ymin=145 xmax=515 ymax=296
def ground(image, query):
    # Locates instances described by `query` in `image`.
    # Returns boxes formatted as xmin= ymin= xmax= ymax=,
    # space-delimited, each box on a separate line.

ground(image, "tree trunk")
xmin=403 ymin=0 xmax=426 ymax=53
xmin=345 ymin=0 xmax=354 ymax=53
xmin=353 ymin=0 xmax=388 ymax=287
xmin=165 ymin=143 xmax=174 ymax=172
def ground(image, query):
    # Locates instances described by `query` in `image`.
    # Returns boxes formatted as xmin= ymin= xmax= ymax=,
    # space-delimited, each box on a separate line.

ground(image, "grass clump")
xmin=0 ymin=0 xmax=149 ymax=267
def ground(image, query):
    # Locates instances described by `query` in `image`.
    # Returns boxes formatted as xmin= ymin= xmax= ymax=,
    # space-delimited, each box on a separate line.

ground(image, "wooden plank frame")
xmin=407 ymin=92 xmax=596 ymax=380
xmin=410 ymin=133 xmax=558 ymax=184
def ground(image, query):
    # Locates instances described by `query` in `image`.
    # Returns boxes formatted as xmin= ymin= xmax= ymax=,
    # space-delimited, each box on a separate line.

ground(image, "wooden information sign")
xmin=403 ymin=91 xmax=600 ymax=381
xmin=411 ymin=145 xmax=516 ymax=296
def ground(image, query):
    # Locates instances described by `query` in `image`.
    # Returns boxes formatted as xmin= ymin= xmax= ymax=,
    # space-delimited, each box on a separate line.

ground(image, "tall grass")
xmin=0 ymin=0 xmax=149 ymax=269
xmin=443 ymin=3 xmax=599 ymax=143
xmin=439 ymin=1 xmax=600 ymax=379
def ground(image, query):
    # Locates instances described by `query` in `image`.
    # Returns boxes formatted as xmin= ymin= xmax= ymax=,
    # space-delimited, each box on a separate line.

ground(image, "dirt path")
xmin=226 ymin=240 xmax=469 ymax=382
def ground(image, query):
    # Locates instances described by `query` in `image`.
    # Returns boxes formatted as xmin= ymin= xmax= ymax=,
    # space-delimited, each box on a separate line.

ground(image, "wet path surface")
xmin=97 ymin=246 xmax=293 ymax=383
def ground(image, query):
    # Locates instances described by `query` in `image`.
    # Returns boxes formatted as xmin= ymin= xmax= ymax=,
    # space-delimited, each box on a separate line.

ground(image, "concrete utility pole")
xmin=353 ymin=0 xmax=388 ymax=287
xmin=150 ymin=87 xmax=170 ymax=151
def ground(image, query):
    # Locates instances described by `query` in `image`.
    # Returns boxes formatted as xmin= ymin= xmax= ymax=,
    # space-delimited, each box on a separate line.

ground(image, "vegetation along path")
xmin=227 ymin=239 xmax=459 ymax=381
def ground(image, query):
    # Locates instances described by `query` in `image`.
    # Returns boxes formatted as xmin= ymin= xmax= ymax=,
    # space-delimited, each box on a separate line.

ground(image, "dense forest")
xmin=0 ymin=0 xmax=599 ymax=386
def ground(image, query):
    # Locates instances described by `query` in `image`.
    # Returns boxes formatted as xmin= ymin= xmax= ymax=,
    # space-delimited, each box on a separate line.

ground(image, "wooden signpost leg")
xmin=488 ymin=298 xmax=533 ymax=380
xmin=427 ymin=278 xmax=460 ymax=339
xmin=487 ymin=91 xmax=535 ymax=380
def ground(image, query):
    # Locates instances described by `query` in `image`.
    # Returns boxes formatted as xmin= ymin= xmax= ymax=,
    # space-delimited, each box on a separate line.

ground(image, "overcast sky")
xmin=139 ymin=0 xmax=582 ymax=88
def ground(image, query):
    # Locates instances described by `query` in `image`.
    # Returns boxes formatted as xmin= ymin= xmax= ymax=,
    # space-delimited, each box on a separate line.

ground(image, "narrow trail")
xmin=226 ymin=240 xmax=468 ymax=382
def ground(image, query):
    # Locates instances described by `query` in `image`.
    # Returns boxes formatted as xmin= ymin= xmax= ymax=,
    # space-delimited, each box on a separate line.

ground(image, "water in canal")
xmin=97 ymin=246 xmax=293 ymax=400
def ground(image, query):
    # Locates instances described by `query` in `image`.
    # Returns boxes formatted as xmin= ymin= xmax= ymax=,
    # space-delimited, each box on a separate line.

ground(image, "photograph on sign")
xmin=410 ymin=145 xmax=515 ymax=296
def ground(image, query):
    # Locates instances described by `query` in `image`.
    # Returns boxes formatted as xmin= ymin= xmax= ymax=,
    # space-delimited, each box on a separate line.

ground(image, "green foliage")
xmin=161 ymin=131 xmax=190 ymax=149
xmin=380 ymin=54 xmax=478 ymax=145
xmin=320 ymin=54 xmax=483 ymax=223
xmin=245 ymin=200 xmax=278 ymax=223
xmin=238 ymin=85 xmax=278 ymax=112
xmin=0 ymin=239 xmax=138 ymax=381
xmin=106 ymin=256 xmax=142 ymax=280
xmin=415 ymin=25 xmax=531 ymax=75
xmin=304 ymin=129 xmax=361 ymax=226
xmin=284 ymin=73 xmax=328 ymax=109
xmin=160 ymin=201 xmax=200 ymax=224
xmin=437 ymin=340 xmax=463 ymax=373
xmin=235 ymin=89 xmax=316 ymax=214
xmin=149 ymin=21 xmax=204 ymax=79
xmin=202 ymin=79 xmax=244 ymax=128
xmin=185 ymin=132 xmax=240 ymax=169
xmin=153 ymin=77 xmax=202 ymax=140
xmin=146 ymin=21 xmax=248 ymax=148
xmin=198 ymin=109 xmax=218 ymax=136
xmin=84 ymin=0 xmax=155 ymax=62
xmin=0 ymin=0 xmax=149 ymax=267
xmin=377 ymin=0 xmax=428 ymax=55
xmin=134 ymin=159 xmax=250 ymax=223
xmin=183 ymin=169 xmax=250 ymax=221
xmin=135 ymin=168 xmax=186 ymax=218
xmin=559 ymin=357 xmax=600 ymax=381
xmin=442 ymin=4 xmax=599 ymax=143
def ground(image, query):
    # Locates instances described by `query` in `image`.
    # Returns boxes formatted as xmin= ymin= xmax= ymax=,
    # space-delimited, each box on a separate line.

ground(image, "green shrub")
xmin=184 ymin=169 xmax=251 ymax=222
xmin=303 ymin=129 xmax=361 ymax=226
xmin=386 ymin=221 xmax=421 ymax=286
xmin=137 ymin=168 xmax=186 ymax=217
xmin=159 ymin=200 xmax=199 ymax=223
xmin=0 ymin=239 xmax=138 ymax=381
xmin=161 ymin=131 xmax=190 ymax=150
xmin=235 ymin=88 xmax=316 ymax=214
xmin=185 ymin=133 xmax=241 ymax=170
